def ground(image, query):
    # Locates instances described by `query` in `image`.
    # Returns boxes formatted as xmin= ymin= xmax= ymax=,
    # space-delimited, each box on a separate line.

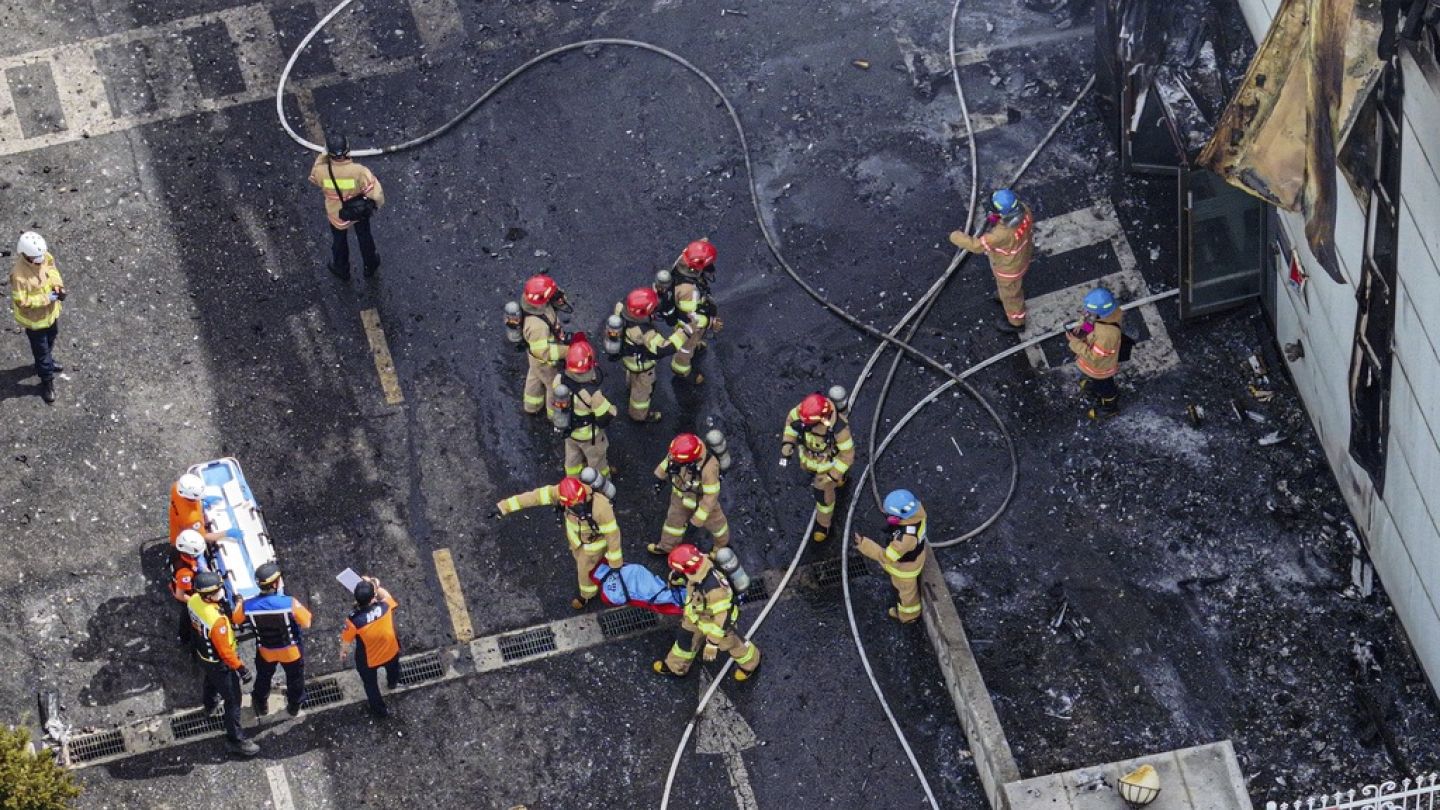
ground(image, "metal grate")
xmin=170 ymin=710 xmax=226 ymax=741
xmin=812 ymin=556 xmax=872 ymax=589
xmin=598 ymin=607 xmax=660 ymax=638
xmin=68 ymin=728 xmax=125 ymax=764
xmin=498 ymin=627 xmax=558 ymax=662
xmin=742 ymin=579 xmax=769 ymax=602
xmin=398 ymin=651 xmax=445 ymax=686
xmin=301 ymin=677 xmax=344 ymax=709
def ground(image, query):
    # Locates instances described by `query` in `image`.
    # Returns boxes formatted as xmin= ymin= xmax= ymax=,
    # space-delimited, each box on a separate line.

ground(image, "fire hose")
xmin=276 ymin=4 xmax=1158 ymax=806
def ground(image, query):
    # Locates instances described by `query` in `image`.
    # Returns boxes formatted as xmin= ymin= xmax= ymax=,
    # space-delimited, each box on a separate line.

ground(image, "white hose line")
xmin=861 ymin=289 xmax=1180 ymax=550
xmin=862 ymin=72 xmax=1097 ymax=519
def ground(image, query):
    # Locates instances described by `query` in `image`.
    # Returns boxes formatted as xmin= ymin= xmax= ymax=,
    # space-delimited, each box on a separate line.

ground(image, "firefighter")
xmin=168 ymin=472 xmax=232 ymax=546
xmin=341 ymin=576 xmax=401 ymax=719
xmin=612 ymin=287 xmax=688 ymax=422
xmin=669 ymin=239 xmax=721 ymax=384
xmin=948 ymin=189 xmax=1034 ymax=333
xmin=852 ymin=489 xmax=928 ymax=624
xmin=188 ymin=571 xmax=259 ymax=756
xmin=493 ymin=476 xmax=623 ymax=610
xmin=780 ymin=392 xmax=855 ymax=543
xmin=308 ymin=133 xmax=384 ymax=279
xmin=232 ymin=563 xmax=312 ymax=717
xmin=1067 ymin=287 xmax=1125 ymax=420
xmin=517 ymin=274 xmax=571 ymax=416
xmin=653 ymin=544 xmax=760 ymax=681
xmin=10 ymin=231 xmax=66 ymax=404
xmin=553 ymin=339 xmax=615 ymax=477
xmin=648 ymin=433 xmax=729 ymax=555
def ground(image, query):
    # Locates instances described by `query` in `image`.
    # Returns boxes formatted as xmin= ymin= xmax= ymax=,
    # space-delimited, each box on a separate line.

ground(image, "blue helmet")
xmin=1083 ymin=287 xmax=1117 ymax=317
xmin=882 ymin=489 xmax=922 ymax=520
xmin=991 ymin=189 xmax=1020 ymax=217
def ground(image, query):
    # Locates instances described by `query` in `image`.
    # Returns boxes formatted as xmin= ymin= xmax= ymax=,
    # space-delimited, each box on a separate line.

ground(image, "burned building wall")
xmin=1238 ymin=0 xmax=1440 ymax=698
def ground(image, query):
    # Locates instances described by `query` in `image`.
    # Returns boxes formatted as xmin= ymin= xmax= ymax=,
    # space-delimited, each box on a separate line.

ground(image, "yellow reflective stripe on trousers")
xmin=883 ymin=564 xmax=922 ymax=579
xmin=735 ymin=643 xmax=757 ymax=665
xmin=597 ymin=521 xmax=619 ymax=534
xmin=897 ymin=602 xmax=922 ymax=614
xmin=662 ymin=523 xmax=687 ymax=537
xmin=670 ymin=642 xmax=696 ymax=660
xmin=701 ymin=483 xmax=721 ymax=495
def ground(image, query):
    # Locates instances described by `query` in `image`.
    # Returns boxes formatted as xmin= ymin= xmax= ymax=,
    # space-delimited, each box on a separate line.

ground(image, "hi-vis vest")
xmin=188 ymin=595 xmax=236 ymax=664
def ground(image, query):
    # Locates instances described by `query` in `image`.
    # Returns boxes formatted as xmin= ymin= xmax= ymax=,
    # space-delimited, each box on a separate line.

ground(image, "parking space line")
xmin=432 ymin=548 xmax=475 ymax=643
xmin=266 ymin=764 xmax=297 ymax=810
xmin=359 ymin=308 xmax=405 ymax=405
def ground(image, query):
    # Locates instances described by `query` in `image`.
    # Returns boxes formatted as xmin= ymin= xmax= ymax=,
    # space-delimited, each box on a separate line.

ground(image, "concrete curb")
xmin=920 ymin=554 xmax=1021 ymax=808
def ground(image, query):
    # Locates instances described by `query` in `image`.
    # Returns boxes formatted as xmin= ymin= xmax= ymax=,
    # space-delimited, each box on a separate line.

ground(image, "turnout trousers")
xmin=625 ymin=367 xmax=657 ymax=421
xmin=523 ymin=357 xmax=557 ymax=415
xmin=663 ymin=617 xmax=760 ymax=676
xmin=657 ymin=493 xmax=729 ymax=553
xmin=563 ymin=433 xmax=610 ymax=477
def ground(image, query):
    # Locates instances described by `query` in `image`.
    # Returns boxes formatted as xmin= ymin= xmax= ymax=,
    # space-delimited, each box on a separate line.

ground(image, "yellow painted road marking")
xmin=360 ymin=308 xmax=405 ymax=405
xmin=432 ymin=548 xmax=475 ymax=643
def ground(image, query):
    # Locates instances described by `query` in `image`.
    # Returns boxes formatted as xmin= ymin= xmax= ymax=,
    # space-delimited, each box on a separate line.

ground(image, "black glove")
xmin=237 ymin=665 xmax=253 ymax=685
xmin=652 ymin=479 xmax=666 ymax=494
xmin=54 ymin=288 xmax=67 ymax=302
xmin=486 ymin=508 xmax=503 ymax=520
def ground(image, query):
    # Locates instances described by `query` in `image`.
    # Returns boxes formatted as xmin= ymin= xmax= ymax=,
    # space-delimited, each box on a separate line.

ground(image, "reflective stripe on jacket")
xmin=188 ymin=594 xmax=242 ymax=669
xmin=308 ymin=154 xmax=385 ymax=229
xmin=10 ymin=254 xmax=63 ymax=330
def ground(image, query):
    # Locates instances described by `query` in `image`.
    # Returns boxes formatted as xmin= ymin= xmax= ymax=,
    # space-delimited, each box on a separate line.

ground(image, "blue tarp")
xmin=591 ymin=563 xmax=686 ymax=615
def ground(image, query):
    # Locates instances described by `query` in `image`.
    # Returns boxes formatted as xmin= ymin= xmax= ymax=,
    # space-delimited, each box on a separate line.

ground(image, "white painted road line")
xmin=1020 ymin=199 xmax=1181 ymax=377
xmin=266 ymin=763 xmax=297 ymax=810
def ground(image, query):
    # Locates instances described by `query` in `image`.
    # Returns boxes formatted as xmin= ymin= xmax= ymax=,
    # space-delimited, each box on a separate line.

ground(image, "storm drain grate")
xmin=498 ymin=627 xmax=557 ymax=662
xmin=301 ymin=677 xmax=344 ymax=709
xmin=742 ymin=579 xmax=769 ymax=602
xmin=812 ymin=556 xmax=872 ymax=589
xmin=170 ymin=710 xmax=226 ymax=741
xmin=598 ymin=607 xmax=660 ymax=638
xmin=67 ymin=728 xmax=125 ymax=763
xmin=398 ymin=651 xmax=445 ymax=686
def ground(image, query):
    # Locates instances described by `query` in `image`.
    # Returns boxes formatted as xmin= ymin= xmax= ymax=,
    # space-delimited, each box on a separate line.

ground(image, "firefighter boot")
xmin=1087 ymin=397 xmax=1120 ymax=421
xmin=652 ymin=660 xmax=685 ymax=677
xmin=227 ymin=737 xmax=260 ymax=757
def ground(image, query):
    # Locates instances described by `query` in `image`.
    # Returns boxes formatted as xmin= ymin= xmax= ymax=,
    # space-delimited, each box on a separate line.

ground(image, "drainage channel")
xmin=63 ymin=555 xmax=871 ymax=768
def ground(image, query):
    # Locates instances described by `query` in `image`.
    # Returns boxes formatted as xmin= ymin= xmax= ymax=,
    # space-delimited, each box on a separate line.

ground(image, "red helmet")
xmin=681 ymin=240 xmax=717 ymax=270
xmin=667 ymin=544 xmax=706 ymax=576
xmin=668 ymin=433 xmax=704 ymax=464
xmin=523 ymin=275 xmax=558 ymax=306
xmin=625 ymin=287 xmax=660 ymax=319
xmin=556 ymin=476 xmax=591 ymax=507
xmin=798 ymin=393 xmax=834 ymax=424
xmin=565 ymin=339 xmax=596 ymax=374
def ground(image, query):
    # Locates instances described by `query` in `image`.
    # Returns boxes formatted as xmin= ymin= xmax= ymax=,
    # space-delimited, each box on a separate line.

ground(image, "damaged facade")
xmin=1226 ymin=0 xmax=1440 ymax=699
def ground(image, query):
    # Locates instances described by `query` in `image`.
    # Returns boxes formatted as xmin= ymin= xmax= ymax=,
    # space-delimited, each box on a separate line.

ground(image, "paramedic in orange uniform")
xmin=168 ymin=472 xmax=232 ymax=546
xmin=341 ymin=576 xmax=402 ymax=718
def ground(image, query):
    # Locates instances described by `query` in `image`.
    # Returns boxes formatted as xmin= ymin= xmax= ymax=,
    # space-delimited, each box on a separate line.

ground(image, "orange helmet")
xmin=523 ymin=274 xmax=558 ymax=306
xmin=667 ymin=544 xmax=706 ymax=575
xmin=797 ymin=393 xmax=834 ymax=424
xmin=565 ymin=339 xmax=596 ymax=374
xmin=625 ymin=287 xmax=660 ymax=319
xmin=668 ymin=433 xmax=704 ymax=464
xmin=681 ymin=240 xmax=717 ymax=270
xmin=556 ymin=476 xmax=591 ymax=507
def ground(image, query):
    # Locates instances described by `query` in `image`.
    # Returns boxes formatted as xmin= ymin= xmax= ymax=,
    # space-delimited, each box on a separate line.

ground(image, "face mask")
xmin=886 ymin=515 xmax=901 ymax=527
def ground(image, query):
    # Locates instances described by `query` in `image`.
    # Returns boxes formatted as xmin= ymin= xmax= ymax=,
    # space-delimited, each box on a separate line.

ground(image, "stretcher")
xmin=591 ymin=563 xmax=686 ymax=615
xmin=186 ymin=457 xmax=276 ymax=603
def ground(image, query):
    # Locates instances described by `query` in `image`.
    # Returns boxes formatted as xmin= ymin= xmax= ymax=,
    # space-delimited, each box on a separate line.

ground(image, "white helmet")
xmin=16 ymin=231 xmax=46 ymax=262
xmin=175 ymin=529 xmax=206 ymax=557
xmin=176 ymin=473 xmax=205 ymax=500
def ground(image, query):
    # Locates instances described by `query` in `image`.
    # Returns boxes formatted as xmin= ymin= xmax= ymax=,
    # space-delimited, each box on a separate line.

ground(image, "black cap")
xmin=353 ymin=580 xmax=375 ymax=606
xmin=193 ymin=571 xmax=224 ymax=595
xmin=256 ymin=562 xmax=281 ymax=589
xmin=325 ymin=132 xmax=350 ymax=158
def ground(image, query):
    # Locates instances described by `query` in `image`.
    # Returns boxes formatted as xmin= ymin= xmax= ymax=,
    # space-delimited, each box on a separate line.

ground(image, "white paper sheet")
xmin=336 ymin=568 xmax=362 ymax=593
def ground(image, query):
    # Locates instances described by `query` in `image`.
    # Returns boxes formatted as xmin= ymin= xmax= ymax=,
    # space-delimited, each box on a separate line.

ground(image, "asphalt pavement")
xmin=0 ymin=0 xmax=1075 ymax=804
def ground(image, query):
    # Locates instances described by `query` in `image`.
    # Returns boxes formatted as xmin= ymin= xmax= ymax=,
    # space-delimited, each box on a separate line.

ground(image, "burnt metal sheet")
xmin=1199 ymin=0 xmax=1387 ymax=283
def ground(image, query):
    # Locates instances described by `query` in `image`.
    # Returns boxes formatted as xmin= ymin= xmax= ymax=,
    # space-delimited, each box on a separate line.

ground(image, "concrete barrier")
xmin=920 ymin=554 xmax=1021 ymax=808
